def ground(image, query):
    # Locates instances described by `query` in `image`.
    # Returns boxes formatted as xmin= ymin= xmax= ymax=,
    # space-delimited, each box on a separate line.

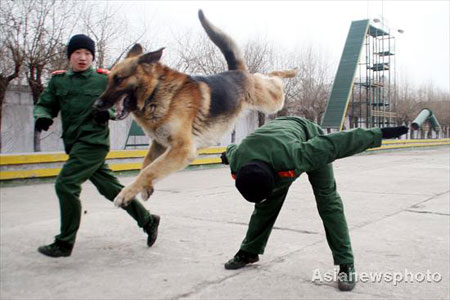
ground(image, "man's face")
xmin=70 ymin=49 xmax=93 ymax=72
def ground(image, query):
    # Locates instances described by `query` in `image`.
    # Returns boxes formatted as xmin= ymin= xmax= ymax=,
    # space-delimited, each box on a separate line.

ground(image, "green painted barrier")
xmin=411 ymin=108 xmax=441 ymax=132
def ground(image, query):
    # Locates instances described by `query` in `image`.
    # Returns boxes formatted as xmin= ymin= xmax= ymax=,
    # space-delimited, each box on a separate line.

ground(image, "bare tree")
xmin=393 ymin=77 xmax=450 ymax=138
xmin=171 ymin=30 xmax=275 ymax=76
xmin=171 ymin=31 xmax=227 ymax=74
xmin=243 ymin=36 xmax=274 ymax=74
xmin=25 ymin=0 xmax=150 ymax=152
xmin=277 ymin=44 xmax=332 ymax=124
xmin=394 ymin=79 xmax=419 ymax=127
xmin=78 ymin=2 xmax=126 ymax=68
xmin=77 ymin=2 xmax=152 ymax=69
xmin=8 ymin=0 xmax=77 ymax=151
xmin=0 ymin=0 xmax=29 ymax=151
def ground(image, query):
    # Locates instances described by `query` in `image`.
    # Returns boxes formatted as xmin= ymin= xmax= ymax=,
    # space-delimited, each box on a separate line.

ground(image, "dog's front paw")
xmin=114 ymin=185 xmax=139 ymax=208
xmin=114 ymin=194 xmax=127 ymax=208
xmin=141 ymin=185 xmax=154 ymax=201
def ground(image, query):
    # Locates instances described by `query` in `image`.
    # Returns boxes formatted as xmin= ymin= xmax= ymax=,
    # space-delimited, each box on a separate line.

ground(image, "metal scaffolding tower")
xmin=321 ymin=20 xmax=398 ymax=130
xmin=351 ymin=23 xmax=397 ymax=128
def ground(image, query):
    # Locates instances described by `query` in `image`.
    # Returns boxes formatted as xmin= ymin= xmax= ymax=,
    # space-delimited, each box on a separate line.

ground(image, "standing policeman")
xmin=34 ymin=34 xmax=160 ymax=257
xmin=221 ymin=116 xmax=408 ymax=291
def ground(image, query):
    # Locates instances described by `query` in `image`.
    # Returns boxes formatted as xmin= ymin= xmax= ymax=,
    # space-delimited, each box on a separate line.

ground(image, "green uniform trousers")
xmin=239 ymin=163 xmax=352 ymax=265
xmin=54 ymin=142 xmax=152 ymax=246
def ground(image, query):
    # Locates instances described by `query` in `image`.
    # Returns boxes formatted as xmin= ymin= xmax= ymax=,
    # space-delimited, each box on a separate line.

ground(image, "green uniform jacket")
xmin=226 ymin=116 xmax=383 ymax=189
xmin=225 ymin=117 xmax=382 ymax=259
xmin=34 ymin=67 xmax=111 ymax=153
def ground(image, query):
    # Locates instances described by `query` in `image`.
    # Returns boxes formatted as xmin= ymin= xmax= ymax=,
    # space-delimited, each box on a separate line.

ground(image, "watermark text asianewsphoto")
xmin=312 ymin=268 xmax=442 ymax=286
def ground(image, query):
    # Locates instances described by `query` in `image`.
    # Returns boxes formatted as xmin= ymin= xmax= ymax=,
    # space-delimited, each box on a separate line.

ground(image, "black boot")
xmin=224 ymin=249 xmax=259 ymax=270
xmin=37 ymin=241 xmax=73 ymax=258
xmin=338 ymin=263 xmax=357 ymax=291
xmin=143 ymin=215 xmax=160 ymax=247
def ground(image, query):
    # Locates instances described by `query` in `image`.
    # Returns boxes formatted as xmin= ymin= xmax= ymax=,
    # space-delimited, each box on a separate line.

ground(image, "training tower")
xmin=321 ymin=19 xmax=398 ymax=130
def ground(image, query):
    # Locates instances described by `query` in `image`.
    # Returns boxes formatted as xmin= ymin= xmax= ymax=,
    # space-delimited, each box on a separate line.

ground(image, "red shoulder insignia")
xmin=97 ymin=68 xmax=110 ymax=75
xmin=51 ymin=70 xmax=66 ymax=75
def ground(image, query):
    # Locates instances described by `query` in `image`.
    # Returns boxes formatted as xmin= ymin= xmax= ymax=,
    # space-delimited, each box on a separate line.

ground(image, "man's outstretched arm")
xmin=292 ymin=126 xmax=408 ymax=173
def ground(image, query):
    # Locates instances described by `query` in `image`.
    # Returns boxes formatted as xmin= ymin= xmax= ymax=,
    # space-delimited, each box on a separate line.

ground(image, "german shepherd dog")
xmin=94 ymin=10 xmax=297 ymax=207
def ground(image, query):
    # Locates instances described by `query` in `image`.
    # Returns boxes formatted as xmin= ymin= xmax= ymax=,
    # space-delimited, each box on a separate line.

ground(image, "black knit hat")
xmin=67 ymin=34 xmax=95 ymax=60
xmin=235 ymin=160 xmax=275 ymax=203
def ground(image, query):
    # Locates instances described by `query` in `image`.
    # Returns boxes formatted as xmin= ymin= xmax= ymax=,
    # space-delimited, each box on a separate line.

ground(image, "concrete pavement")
xmin=1 ymin=147 xmax=449 ymax=299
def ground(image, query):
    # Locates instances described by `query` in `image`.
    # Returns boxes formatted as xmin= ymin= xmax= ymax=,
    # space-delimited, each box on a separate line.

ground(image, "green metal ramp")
xmin=321 ymin=19 xmax=370 ymax=130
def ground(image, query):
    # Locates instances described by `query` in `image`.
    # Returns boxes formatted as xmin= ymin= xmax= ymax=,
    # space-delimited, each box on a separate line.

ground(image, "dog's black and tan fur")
xmin=94 ymin=10 xmax=297 ymax=206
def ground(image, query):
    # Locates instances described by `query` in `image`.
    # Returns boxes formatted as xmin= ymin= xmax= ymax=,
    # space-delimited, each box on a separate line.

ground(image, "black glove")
xmin=35 ymin=118 xmax=53 ymax=132
xmin=381 ymin=126 xmax=409 ymax=139
xmin=220 ymin=152 xmax=229 ymax=165
xmin=92 ymin=109 xmax=110 ymax=125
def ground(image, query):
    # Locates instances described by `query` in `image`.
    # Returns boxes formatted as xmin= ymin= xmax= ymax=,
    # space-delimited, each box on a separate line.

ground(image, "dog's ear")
xmin=138 ymin=48 xmax=165 ymax=65
xmin=126 ymin=44 xmax=144 ymax=58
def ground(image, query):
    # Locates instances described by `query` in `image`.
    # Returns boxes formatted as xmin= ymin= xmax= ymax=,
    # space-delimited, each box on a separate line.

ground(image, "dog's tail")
xmin=268 ymin=69 xmax=299 ymax=78
xmin=198 ymin=9 xmax=248 ymax=72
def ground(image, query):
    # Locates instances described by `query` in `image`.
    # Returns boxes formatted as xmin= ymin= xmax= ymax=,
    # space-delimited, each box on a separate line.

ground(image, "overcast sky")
xmin=116 ymin=0 xmax=449 ymax=91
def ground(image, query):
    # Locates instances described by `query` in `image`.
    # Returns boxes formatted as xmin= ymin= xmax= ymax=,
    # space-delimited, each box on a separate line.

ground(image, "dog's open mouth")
xmin=115 ymin=94 xmax=131 ymax=120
